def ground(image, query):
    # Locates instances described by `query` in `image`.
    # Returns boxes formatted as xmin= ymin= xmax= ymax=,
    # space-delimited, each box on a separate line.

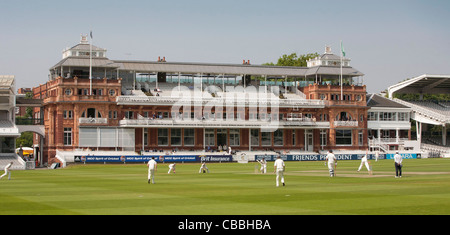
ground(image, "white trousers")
xmin=260 ymin=165 xmax=267 ymax=174
xmin=276 ymin=169 xmax=284 ymax=186
xmin=148 ymin=169 xmax=155 ymax=184
xmin=199 ymin=166 xmax=209 ymax=173
xmin=0 ymin=169 xmax=10 ymax=179
xmin=328 ymin=162 xmax=335 ymax=176
xmin=358 ymin=161 xmax=370 ymax=172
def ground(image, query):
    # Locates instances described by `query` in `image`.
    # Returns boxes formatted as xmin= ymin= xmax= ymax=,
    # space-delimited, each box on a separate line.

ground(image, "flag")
xmin=340 ymin=41 xmax=346 ymax=57
xmin=90 ymin=30 xmax=93 ymax=39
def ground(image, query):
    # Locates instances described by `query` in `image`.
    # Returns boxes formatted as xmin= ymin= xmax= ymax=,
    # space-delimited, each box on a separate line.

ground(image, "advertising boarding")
xmin=74 ymin=155 xmax=232 ymax=163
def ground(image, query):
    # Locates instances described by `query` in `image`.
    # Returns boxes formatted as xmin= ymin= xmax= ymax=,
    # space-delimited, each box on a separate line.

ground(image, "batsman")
xmin=325 ymin=150 xmax=337 ymax=177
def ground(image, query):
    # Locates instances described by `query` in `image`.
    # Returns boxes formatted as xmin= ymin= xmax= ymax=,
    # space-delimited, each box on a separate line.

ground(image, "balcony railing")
xmin=333 ymin=120 xmax=358 ymax=127
xmin=79 ymin=118 xmax=108 ymax=125
xmin=15 ymin=118 xmax=43 ymax=125
xmin=119 ymin=118 xmax=330 ymax=129
xmin=116 ymin=95 xmax=325 ymax=108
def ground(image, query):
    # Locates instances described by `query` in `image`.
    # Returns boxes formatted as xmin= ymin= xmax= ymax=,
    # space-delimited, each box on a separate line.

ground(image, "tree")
xmin=264 ymin=52 xmax=319 ymax=67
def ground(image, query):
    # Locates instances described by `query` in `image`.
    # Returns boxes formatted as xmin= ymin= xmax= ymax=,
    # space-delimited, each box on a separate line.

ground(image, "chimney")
xmin=247 ymin=60 xmax=250 ymax=65
xmin=158 ymin=56 xmax=161 ymax=62
xmin=163 ymin=57 xmax=166 ymax=62
xmin=243 ymin=60 xmax=246 ymax=65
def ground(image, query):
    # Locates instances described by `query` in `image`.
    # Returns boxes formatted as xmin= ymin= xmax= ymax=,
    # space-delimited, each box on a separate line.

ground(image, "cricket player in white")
xmin=274 ymin=156 xmax=285 ymax=187
xmin=257 ymin=158 xmax=267 ymax=174
xmin=357 ymin=151 xmax=372 ymax=175
xmin=0 ymin=162 xmax=13 ymax=180
xmin=168 ymin=163 xmax=176 ymax=174
xmin=147 ymin=157 xmax=157 ymax=184
xmin=199 ymin=162 xmax=209 ymax=173
xmin=325 ymin=150 xmax=337 ymax=177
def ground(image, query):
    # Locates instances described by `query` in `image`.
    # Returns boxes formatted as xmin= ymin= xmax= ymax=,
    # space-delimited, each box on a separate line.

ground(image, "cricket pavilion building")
xmin=33 ymin=35 xmax=391 ymax=166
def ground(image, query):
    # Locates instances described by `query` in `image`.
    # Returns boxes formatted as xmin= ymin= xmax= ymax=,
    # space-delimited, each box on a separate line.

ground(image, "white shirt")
xmin=147 ymin=159 xmax=157 ymax=170
xmin=274 ymin=158 xmax=285 ymax=170
xmin=4 ymin=163 xmax=12 ymax=170
xmin=361 ymin=155 xmax=368 ymax=163
xmin=169 ymin=163 xmax=175 ymax=168
xmin=394 ymin=154 xmax=403 ymax=164
xmin=326 ymin=153 xmax=336 ymax=164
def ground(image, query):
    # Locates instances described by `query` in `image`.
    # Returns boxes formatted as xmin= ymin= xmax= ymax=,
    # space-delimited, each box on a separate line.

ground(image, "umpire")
xmin=394 ymin=151 xmax=403 ymax=178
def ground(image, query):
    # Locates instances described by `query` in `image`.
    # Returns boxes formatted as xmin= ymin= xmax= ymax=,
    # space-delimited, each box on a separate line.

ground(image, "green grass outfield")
xmin=1 ymin=158 xmax=450 ymax=215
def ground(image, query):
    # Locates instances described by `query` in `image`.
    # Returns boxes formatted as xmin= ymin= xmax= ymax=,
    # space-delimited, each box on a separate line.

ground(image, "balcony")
xmin=79 ymin=118 xmax=108 ymax=125
xmin=116 ymin=95 xmax=325 ymax=108
xmin=119 ymin=117 xmax=330 ymax=129
xmin=333 ymin=120 xmax=358 ymax=127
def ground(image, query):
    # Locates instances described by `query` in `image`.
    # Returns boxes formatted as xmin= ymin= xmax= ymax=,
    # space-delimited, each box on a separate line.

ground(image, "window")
xmin=368 ymin=112 xmax=378 ymax=121
xmin=292 ymin=130 xmax=296 ymax=146
xmin=251 ymin=129 xmax=260 ymax=146
xmin=63 ymin=110 xmax=73 ymax=119
xmin=261 ymin=132 xmax=272 ymax=146
xmin=320 ymin=130 xmax=327 ymax=147
xmin=109 ymin=89 xmax=116 ymax=96
xmin=64 ymin=88 xmax=72 ymax=96
xmin=274 ymin=129 xmax=283 ymax=146
xmin=109 ymin=111 xmax=117 ymax=119
xmin=157 ymin=129 xmax=169 ymax=146
xmin=144 ymin=129 xmax=148 ymax=146
xmin=64 ymin=128 xmax=72 ymax=146
xmin=336 ymin=112 xmax=352 ymax=121
xmin=184 ymin=129 xmax=195 ymax=146
xmin=229 ymin=129 xmax=240 ymax=146
xmin=171 ymin=129 xmax=182 ymax=146
xmin=380 ymin=112 xmax=396 ymax=121
xmin=398 ymin=112 xmax=408 ymax=121
xmin=336 ymin=129 xmax=352 ymax=146
xmin=124 ymin=111 xmax=134 ymax=119
xmin=358 ymin=130 xmax=364 ymax=146
xmin=87 ymin=108 xmax=96 ymax=118
xmin=205 ymin=129 xmax=215 ymax=146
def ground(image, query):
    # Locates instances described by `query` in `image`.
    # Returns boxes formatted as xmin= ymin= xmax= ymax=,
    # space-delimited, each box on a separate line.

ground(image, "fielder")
xmin=325 ymin=150 xmax=337 ymax=177
xmin=274 ymin=156 xmax=285 ymax=187
xmin=357 ymin=151 xmax=372 ymax=175
xmin=199 ymin=162 xmax=209 ymax=173
xmin=168 ymin=163 xmax=176 ymax=174
xmin=0 ymin=162 xmax=13 ymax=180
xmin=147 ymin=157 xmax=157 ymax=184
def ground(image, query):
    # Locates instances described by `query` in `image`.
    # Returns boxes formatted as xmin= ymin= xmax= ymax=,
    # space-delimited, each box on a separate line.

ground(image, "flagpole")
xmin=340 ymin=40 xmax=343 ymax=99
xmin=89 ymin=30 xmax=93 ymax=96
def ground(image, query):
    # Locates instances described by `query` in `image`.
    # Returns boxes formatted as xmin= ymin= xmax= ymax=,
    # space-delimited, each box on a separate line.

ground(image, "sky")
xmin=0 ymin=0 xmax=449 ymax=93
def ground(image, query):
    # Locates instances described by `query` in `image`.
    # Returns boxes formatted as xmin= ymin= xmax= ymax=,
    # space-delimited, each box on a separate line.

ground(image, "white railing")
xmin=79 ymin=118 xmax=108 ymax=125
xmin=119 ymin=118 xmax=330 ymax=128
xmin=116 ymin=95 xmax=325 ymax=108
xmin=333 ymin=120 xmax=358 ymax=127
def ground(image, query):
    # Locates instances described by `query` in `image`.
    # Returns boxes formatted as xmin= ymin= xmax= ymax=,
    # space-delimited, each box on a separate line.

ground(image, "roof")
xmin=305 ymin=66 xmax=364 ymax=76
xmin=0 ymin=76 xmax=15 ymax=88
xmin=366 ymin=94 xmax=410 ymax=109
xmin=387 ymin=74 xmax=450 ymax=98
xmin=50 ymin=57 xmax=120 ymax=70
xmin=50 ymin=58 xmax=364 ymax=77
xmin=115 ymin=60 xmax=309 ymax=76
xmin=66 ymin=43 xmax=106 ymax=52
